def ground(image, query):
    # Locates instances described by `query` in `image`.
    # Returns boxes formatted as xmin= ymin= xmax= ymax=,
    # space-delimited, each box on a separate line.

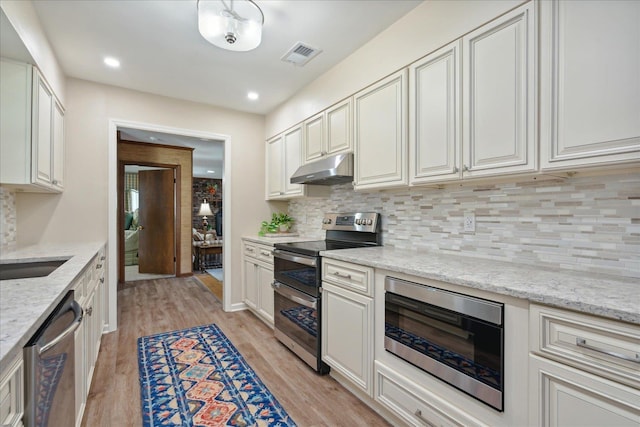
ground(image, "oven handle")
xmin=273 ymin=249 xmax=317 ymax=267
xmin=272 ymin=281 xmax=317 ymax=309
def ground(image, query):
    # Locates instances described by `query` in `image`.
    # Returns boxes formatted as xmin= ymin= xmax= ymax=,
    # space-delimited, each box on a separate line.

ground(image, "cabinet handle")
xmin=260 ymin=250 xmax=271 ymax=256
xmin=246 ymin=247 xmax=255 ymax=252
xmin=453 ymin=166 xmax=458 ymax=173
xmin=463 ymin=165 xmax=469 ymax=172
xmin=86 ymin=306 xmax=93 ymax=316
xmin=96 ymin=263 xmax=103 ymax=269
xmin=576 ymin=337 xmax=640 ymax=364
xmin=100 ymin=277 xmax=105 ymax=283
xmin=334 ymin=271 xmax=352 ymax=279
xmin=100 ymin=255 xmax=105 ymax=261
xmin=321 ymin=151 xmax=327 ymax=156
xmin=52 ymin=179 xmax=58 ymax=185
xmin=414 ymin=410 xmax=437 ymax=427
xmin=279 ymin=191 xmax=284 ymax=195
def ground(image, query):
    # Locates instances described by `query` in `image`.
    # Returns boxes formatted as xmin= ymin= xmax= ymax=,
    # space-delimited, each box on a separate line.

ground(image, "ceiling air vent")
xmin=281 ymin=42 xmax=322 ymax=66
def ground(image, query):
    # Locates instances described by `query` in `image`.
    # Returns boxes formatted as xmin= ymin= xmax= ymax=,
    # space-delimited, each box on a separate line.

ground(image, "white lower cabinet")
xmin=242 ymin=240 xmax=275 ymax=326
xmin=375 ymin=361 xmax=487 ymax=427
xmin=0 ymin=355 xmax=24 ymax=427
xmin=74 ymin=248 xmax=106 ymax=426
xmin=321 ymin=282 xmax=373 ymax=395
xmin=529 ymin=354 xmax=640 ymax=427
xmin=529 ymin=303 xmax=640 ymax=427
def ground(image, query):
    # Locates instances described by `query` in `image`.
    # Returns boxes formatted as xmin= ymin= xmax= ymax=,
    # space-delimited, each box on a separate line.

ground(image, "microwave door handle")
xmin=39 ymin=300 xmax=84 ymax=355
xmin=272 ymin=282 xmax=317 ymax=309
xmin=273 ymin=249 xmax=317 ymax=267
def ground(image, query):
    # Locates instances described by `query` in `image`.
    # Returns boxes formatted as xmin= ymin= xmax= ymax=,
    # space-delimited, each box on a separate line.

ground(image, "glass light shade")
xmin=197 ymin=201 xmax=214 ymax=216
xmin=198 ymin=0 xmax=263 ymax=52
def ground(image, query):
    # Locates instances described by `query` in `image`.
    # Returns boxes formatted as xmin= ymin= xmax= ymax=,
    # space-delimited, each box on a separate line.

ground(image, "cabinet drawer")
xmin=256 ymin=244 xmax=274 ymax=264
xmin=375 ymin=361 xmax=486 ymax=427
xmin=73 ymin=270 xmax=87 ymax=305
xmin=530 ymin=304 xmax=640 ymax=389
xmin=0 ymin=355 xmax=23 ymax=427
xmin=322 ymin=258 xmax=373 ymax=296
xmin=243 ymin=242 xmax=258 ymax=258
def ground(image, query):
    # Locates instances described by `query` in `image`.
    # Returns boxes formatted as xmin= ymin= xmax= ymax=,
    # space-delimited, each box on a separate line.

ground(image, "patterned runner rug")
xmin=138 ymin=323 xmax=297 ymax=426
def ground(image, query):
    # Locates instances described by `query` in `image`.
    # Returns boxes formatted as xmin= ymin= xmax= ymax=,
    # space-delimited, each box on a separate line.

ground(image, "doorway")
xmin=122 ymin=165 xmax=176 ymax=282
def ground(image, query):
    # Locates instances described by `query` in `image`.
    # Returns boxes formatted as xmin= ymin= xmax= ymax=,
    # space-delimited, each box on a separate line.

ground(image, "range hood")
xmin=290 ymin=153 xmax=353 ymax=185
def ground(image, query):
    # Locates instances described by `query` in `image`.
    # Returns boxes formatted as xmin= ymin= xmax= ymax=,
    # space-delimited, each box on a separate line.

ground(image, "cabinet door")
xmin=540 ymin=0 xmax=640 ymax=170
xmin=354 ymin=69 xmax=408 ymax=190
xmin=74 ymin=322 xmax=86 ymax=425
xmin=529 ymin=355 xmax=640 ymax=427
xmin=257 ymin=263 xmax=274 ymax=325
xmin=33 ymin=72 xmax=54 ymax=187
xmin=52 ymin=100 xmax=64 ymax=190
xmin=321 ymin=282 xmax=373 ymax=396
xmin=326 ymin=98 xmax=352 ymax=155
xmin=303 ymin=112 xmax=325 ymax=163
xmin=462 ymin=2 xmax=536 ymax=177
xmin=409 ymin=40 xmax=462 ymax=185
xmin=243 ymin=259 xmax=258 ymax=310
xmin=283 ymin=125 xmax=303 ymax=196
xmin=0 ymin=59 xmax=32 ymax=185
xmin=266 ymin=135 xmax=284 ymax=199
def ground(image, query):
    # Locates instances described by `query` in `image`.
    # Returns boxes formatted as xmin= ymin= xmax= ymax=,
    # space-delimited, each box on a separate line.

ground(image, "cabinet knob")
xmin=86 ymin=306 xmax=93 ymax=316
xmin=96 ymin=263 xmax=102 ymax=269
xmin=52 ymin=179 xmax=58 ymax=185
xmin=453 ymin=166 xmax=459 ymax=173
xmin=463 ymin=165 xmax=469 ymax=172
xmin=100 ymin=277 xmax=105 ymax=283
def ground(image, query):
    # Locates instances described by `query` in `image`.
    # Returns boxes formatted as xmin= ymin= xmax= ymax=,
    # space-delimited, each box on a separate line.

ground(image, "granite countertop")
xmin=0 ymin=242 xmax=105 ymax=372
xmin=242 ymin=235 xmax=316 ymax=245
xmin=321 ymin=246 xmax=639 ymax=325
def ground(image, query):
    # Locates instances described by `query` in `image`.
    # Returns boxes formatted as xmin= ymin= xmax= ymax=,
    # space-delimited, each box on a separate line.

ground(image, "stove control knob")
xmin=323 ymin=218 xmax=331 ymax=224
xmin=367 ymin=219 xmax=373 ymax=225
xmin=356 ymin=219 xmax=362 ymax=225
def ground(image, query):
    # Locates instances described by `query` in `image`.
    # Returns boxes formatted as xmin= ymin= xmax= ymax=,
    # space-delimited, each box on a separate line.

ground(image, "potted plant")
xmin=274 ymin=213 xmax=294 ymax=232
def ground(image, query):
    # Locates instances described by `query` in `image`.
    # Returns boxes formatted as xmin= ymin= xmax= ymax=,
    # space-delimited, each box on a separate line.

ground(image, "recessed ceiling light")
xmin=207 ymin=170 xmax=215 ymax=174
xmin=104 ymin=57 xmax=120 ymax=68
xmin=247 ymin=91 xmax=259 ymax=101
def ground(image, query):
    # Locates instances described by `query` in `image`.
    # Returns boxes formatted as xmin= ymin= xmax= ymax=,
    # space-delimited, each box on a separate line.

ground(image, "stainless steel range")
xmin=272 ymin=212 xmax=381 ymax=374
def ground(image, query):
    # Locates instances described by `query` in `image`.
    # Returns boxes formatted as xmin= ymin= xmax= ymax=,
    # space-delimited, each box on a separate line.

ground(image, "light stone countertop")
xmin=242 ymin=235 xmax=317 ymax=246
xmin=0 ymin=242 xmax=105 ymax=372
xmin=321 ymin=246 xmax=640 ymax=325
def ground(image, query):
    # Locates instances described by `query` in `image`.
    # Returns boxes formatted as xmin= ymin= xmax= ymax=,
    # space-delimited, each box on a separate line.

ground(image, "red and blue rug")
xmin=137 ymin=323 xmax=297 ymax=426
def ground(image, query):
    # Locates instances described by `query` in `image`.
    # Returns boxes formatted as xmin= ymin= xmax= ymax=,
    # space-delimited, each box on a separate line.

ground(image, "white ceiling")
xmin=30 ymin=0 xmax=422 ymax=115
xmin=3 ymin=1 xmax=422 ymax=178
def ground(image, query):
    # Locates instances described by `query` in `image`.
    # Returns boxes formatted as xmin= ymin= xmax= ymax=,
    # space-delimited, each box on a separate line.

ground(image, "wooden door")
xmin=138 ymin=169 xmax=175 ymax=274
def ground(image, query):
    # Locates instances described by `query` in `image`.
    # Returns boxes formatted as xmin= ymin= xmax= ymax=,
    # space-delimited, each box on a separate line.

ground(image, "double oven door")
xmin=272 ymin=249 xmax=329 ymax=374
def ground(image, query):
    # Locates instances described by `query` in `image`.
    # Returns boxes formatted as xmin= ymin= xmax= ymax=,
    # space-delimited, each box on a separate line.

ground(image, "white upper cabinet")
xmin=539 ymin=0 xmax=640 ymax=170
xmin=461 ymin=2 xmax=536 ymax=178
xmin=265 ymin=125 xmax=305 ymax=200
xmin=0 ymin=58 xmax=65 ymax=192
xmin=283 ymin=125 xmax=303 ymax=196
xmin=409 ymin=40 xmax=462 ymax=184
xmin=303 ymin=97 xmax=353 ymax=164
xmin=266 ymin=134 xmax=284 ymax=199
xmin=354 ymin=69 xmax=408 ymax=190
xmin=325 ymin=98 xmax=352 ymax=156
xmin=303 ymin=111 xmax=325 ymax=163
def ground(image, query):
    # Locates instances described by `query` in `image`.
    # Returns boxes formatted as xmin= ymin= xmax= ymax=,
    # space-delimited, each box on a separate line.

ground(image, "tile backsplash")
xmin=289 ymin=173 xmax=640 ymax=279
xmin=0 ymin=187 xmax=17 ymax=253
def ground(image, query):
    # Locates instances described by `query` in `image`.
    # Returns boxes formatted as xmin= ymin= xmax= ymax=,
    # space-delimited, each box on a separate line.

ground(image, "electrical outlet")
xmin=464 ymin=213 xmax=475 ymax=233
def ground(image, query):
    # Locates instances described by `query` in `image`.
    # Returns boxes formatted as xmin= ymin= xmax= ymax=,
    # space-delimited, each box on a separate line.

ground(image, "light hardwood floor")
xmin=82 ymin=276 xmax=391 ymax=426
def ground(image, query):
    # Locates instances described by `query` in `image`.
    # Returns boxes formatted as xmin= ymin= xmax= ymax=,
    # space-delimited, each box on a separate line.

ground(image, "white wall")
xmin=0 ymin=0 xmax=66 ymax=103
xmin=265 ymin=0 xmax=525 ymax=137
xmin=16 ymin=78 xmax=270 ymax=319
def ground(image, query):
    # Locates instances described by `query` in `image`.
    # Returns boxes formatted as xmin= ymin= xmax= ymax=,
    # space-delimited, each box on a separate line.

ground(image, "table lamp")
xmin=197 ymin=199 xmax=214 ymax=232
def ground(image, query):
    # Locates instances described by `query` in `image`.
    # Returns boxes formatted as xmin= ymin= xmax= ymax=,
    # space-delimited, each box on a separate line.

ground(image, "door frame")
xmin=107 ymin=119 xmax=232 ymax=333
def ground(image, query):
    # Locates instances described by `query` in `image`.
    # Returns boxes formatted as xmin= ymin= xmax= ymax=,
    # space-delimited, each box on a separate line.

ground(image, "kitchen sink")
xmin=0 ymin=259 xmax=68 ymax=280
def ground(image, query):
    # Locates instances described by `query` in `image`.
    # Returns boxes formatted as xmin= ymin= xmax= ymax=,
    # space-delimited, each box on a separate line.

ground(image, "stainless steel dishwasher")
xmin=24 ymin=290 xmax=83 ymax=427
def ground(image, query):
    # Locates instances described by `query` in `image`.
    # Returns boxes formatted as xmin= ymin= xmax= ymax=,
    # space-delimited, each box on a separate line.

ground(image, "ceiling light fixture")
xmin=247 ymin=91 xmax=259 ymax=100
xmin=104 ymin=57 xmax=120 ymax=68
xmin=197 ymin=0 xmax=264 ymax=52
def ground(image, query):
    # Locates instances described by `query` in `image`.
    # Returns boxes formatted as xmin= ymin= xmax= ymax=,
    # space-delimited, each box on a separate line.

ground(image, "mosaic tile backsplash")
xmin=0 ymin=187 xmax=17 ymax=253
xmin=289 ymin=173 xmax=640 ymax=279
